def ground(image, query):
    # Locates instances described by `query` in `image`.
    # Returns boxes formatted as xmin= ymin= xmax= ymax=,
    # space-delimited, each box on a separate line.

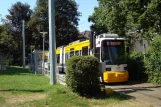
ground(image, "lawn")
xmin=0 ymin=66 xmax=151 ymax=107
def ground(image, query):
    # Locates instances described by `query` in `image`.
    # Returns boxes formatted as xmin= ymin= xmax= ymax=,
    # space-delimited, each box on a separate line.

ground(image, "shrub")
xmin=65 ymin=56 xmax=100 ymax=96
xmin=144 ymin=36 xmax=161 ymax=84
xmin=127 ymin=51 xmax=147 ymax=81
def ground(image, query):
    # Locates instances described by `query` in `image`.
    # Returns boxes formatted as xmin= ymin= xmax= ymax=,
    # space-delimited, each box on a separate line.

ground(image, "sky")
xmin=0 ymin=0 xmax=98 ymax=32
xmin=75 ymin=0 xmax=98 ymax=32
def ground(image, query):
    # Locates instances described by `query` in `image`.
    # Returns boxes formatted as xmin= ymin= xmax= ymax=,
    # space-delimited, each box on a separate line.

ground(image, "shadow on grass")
xmin=52 ymin=84 xmax=133 ymax=101
xmin=104 ymin=92 xmax=134 ymax=101
xmin=0 ymin=66 xmax=42 ymax=76
xmin=0 ymin=89 xmax=44 ymax=93
xmin=80 ymin=90 xmax=133 ymax=101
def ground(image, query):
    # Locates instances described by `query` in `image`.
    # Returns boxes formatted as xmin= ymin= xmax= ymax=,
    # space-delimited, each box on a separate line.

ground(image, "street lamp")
xmin=40 ymin=32 xmax=48 ymax=74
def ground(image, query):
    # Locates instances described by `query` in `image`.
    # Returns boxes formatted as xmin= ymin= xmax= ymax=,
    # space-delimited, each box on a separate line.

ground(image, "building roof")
xmin=78 ymin=30 xmax=91 ymax=39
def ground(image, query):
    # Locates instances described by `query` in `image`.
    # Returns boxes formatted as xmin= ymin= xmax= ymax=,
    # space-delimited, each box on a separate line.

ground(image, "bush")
xmin=65 ymin=56 xmax=100 ymax=96
xmin=144 ymin=36 xmax=161 ymax=84
xmin=127 ymin=51 xmax=147 ymax=81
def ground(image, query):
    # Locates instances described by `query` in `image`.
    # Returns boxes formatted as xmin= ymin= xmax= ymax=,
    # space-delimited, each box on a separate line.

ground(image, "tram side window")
xmin=44 ymin=56 xmax=48 ymax=62
xmin=75 ymin=51 xmax=79 ymax=56
xmin=57 ymin=54 xmax=60 ymax=63
xmin=80 ymin=50 xmax=82 ymax=56
xmin=95 ymin=47 xmax=100 ymax=61
xmin=70 ymin=51 xmax=74 ymax=57
xmin=82 ymin=46 xmax=88 ymax=55
xmin=65 ymin=53 xmax=68 ymax=60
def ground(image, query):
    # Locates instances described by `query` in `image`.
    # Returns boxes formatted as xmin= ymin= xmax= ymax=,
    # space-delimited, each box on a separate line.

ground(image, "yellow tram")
xmin=55 ymin=33 xmax=128 ymax=83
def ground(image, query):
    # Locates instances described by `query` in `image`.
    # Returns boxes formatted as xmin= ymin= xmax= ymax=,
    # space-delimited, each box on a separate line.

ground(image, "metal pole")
xmin=40 ymin=32 xmax=47 ymax=75
xmin=49 ymin=0 xmax=56 ymax=85
xmin=42 ymin=35 xmax=45 ymax=74
xmin=22 ymin=20 xmax=25 ymax=69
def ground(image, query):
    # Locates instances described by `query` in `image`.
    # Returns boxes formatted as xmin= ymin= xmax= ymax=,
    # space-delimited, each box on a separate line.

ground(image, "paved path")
xmin=105 ymin=81 xmax=161 ymax=107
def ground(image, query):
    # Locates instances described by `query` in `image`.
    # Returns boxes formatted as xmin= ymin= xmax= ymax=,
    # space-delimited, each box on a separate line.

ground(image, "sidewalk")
xmin=106 ymin=81 xmax=161 ymax=107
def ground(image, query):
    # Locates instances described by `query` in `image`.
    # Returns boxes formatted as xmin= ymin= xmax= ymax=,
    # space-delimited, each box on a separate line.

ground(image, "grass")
xmin=0 ymin=66 xmax=50 ymax=94
xmin=0 ymin=66 xmax=150 ymax=107
xmin=20 ymin=85 xmax=130 ymax=107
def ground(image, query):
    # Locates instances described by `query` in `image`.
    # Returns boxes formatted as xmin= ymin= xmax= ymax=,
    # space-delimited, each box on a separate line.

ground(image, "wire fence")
xmin=28 ymin=50 xmax=50 ymax=75
xmin=28 ymin=50 xmax=66 ymax=85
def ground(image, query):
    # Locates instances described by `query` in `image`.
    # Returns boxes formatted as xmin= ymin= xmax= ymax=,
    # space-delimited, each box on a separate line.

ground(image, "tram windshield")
xmin=101 ymin=40 xmax=126 ymax=65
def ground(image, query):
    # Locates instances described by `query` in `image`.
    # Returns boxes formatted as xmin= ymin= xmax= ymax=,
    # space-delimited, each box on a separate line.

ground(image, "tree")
xmin=0 ymin=19 xmax=17 ymax=66
xmin=88 ymin=6 xmax=108 ymax=35
xmin=0 ymin=23 xmax=16 ymax=55
xmin=6 ymin=2 xmax=32 ymax=32
xmin=89 ymin=0 xmax=126 ymax=36
xmin=6 ymin=1 xmax=32 ymax=44
xmin=139 ymin=0 xmax=161 ymax=39
xmin=89 ymin=0 xmax=153 ymax=39
xmin=6 ymin=2 xmax=32 ymax=65
xmin=28 ymin=0 xmax=80 ymax=48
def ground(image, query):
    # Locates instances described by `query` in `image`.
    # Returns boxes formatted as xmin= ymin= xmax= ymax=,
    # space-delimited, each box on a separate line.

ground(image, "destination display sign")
xmin=106 ymin=42 xmax=121 ymax=45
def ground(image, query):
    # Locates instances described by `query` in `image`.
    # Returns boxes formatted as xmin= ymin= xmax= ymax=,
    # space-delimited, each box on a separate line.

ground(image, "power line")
xmin=79 ymin=20 xmax=88 ymax=25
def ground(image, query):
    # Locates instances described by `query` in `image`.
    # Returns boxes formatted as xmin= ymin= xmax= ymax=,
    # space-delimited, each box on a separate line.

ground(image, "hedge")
xmin=127 ymin=51 xmax=147 ymax=81
xmin=144 ymin=36 xmax=161 ymax=84
xmin=65 ymin=56 xmax=100 ymax=96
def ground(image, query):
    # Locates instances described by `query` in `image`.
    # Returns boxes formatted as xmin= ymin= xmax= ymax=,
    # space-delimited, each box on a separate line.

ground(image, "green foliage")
xmin=127 ymin=51 xmax=147 ymax=81
xmin=5 ymin=1 xmax=33 ymax=65
xmin=65 ymin=56 xmax=100 ymax=96
xmin=139 ymin=0 xmax=161 ymax=38
xmin=28 ymin=0 xmax=80 ymax=48
xmin=6 ymin=2 xmax=32 ymax=30
xmin=144 ymin=36 xmax=161 ymax=84
xmin=6 ymin=1 xmax=32 ymax=43
xmin=0 ymin=23 xmax=17 ymax=55
xmin=89 ymin=0 xmax=161 ymax=40
xmin=89 ymin=0 xmax=128 ymax=36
